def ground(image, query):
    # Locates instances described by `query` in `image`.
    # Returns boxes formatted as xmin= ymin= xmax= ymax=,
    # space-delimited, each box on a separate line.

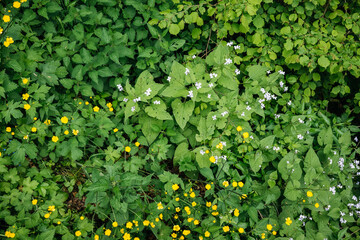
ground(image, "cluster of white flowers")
xmin=144 ymin=88 xmax=152 ymax=96
xmin=209 ymin=73 xmax=217 ymax=79
xmin=328 ymin=157 xmax=333 ymax=164
xmin=123 ymin=98 xmax=128 ymax=102
xmin=329 ymin=186 xmax=336 ymax=195
xmin=192 ymin=55 xmax=196 ymax=59
xmin=298 ymin=215 xmax=307 ymax=221
xmin=325 ymin=205 xmax=331 ymax=211
xmin=131 ymin=106 xmax=135 ymax=112
xmin=212 ymin=115 xmax=217 ymax=120
xmin=208 ymin=83 xmax=214 ymax=88
xmin=153 ymin=100 xmax=161 ymax=105
xmin=195 ymin=82 xmax=202 ymax=89
xmin=338 ymin=157 xmax=345 ymax=171
xmin=133 ymin=97 xmax=141 ymax=103
xmin=278 ymin=70 xmax=285 ymax=75
xmin=200 ymin=150 xmax=205 ymax=155
xmin=298 ymin=118 xmax=304 ymax=123
xmin=234 ymin=45 xmax=240 ymax=50
xmin=280 ymin=81 xmax=284 ymax=88
xmin=297 ymin=134 xmax=304 ymax=140
xmin=187 ymin=90 xmax=193 ymax=98
xmin=273 ymin=146 xmax=280 ymax=151
xmin=224 ymin=58 xmax=232 ymax=65
xmin=221 ymin=111 xmax=228 ymax=117
xmin=167 ymin=76 xmax=171 ymax=82
xmin=185 ymin=68 xmax=190 ymax=75
xmin=117 ymin=84 xmax=123 ymax=91
xmin=227 ymin=41 xmax=233 ymax=47
xmin=246 ymin=106 xmax=251 ymax=111
xmin=235 ymin=69 xmax=241 ymax=75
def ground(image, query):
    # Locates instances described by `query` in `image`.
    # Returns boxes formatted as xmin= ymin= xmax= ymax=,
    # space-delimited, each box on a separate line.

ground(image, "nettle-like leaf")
xmin=171 ymin=98 xmax=195 ymax=130
xmin=134 ymin=70 xmax=163 ymax=100
xmin=144 ymin=97 xmax=172 ymax=120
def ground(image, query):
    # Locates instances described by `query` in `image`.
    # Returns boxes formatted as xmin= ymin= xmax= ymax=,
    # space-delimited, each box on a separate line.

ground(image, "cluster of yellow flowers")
xmin=4 ymin=231 xmax=15 ymax=238
xmin=44 ymin=205 xmax=56 ymax=219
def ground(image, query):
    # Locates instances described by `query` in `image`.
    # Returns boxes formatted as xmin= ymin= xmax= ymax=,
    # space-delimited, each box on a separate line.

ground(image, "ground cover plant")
xmin=0 ymin=0 xmax=360 ymax=239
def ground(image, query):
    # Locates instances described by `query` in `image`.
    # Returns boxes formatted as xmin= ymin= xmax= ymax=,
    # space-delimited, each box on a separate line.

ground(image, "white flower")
xmin=123 ymin=98 xmax=128 ymax=102
xmin=208 ymin=83 xmax=214 ymax=88
xmin=234 ymin=45 xmax=240 ymax=50
xmin=224 ymin=58 xmax=232 ymax=65
xmin=117 ymin=84 xmax=123 ymax=91
xmin=260 ymin=88 xmax=266 ymax=94
xmin=250 ymin=135 xmax=254 ymax=139
xmin=200 ymin=150 xmax=205 ymax=155
xmin=207 ymin=94 xmax=211 ymax=98
xmin=221 ymin=111 xmax=228 ymax=117
xmin=260 ymin=103 xmax=265 ymax=109
xmin=275 ymin=114 xmax=281 ymax=119
xmin=325 ymin=205 xmax=331 ymax=211
xmin=195 ymin=82 xmax=202 ymax=89
xmin=355 ymin=137 xmax=358 ymax=142
xmin=235 ymin=69 xmax=241 ymax=75
xmin=167 ymin=76 xmax=171 ymax=82
xmin=212 ymin=115 xmax=217 ymax=120
xmin=241 ymin=112 xmax=245 ymax=116
xmin=187 ymin=90 xmax=193 ymax=98
xmin=288 ymin=100 xmax=292 ymax=106
xmin=192 ymin=55 xmax=196 ymax=59
xmin=297 ymin=134 xmax=303 ymax=140
xmin=280 ymin=81 xmax=284 ymax=88
xmin=298 ymin=118 xmax=304 ymax=123
xmin=144 ymin=88 xmax=152 ymax=96
xmin=133 ymin=97 xmax=141 ymax=103
xmin=227 ymin=41 xmax=233 ymax=46
xmin=267 ymin=70 xmax=271 ymax=74
xmin=284 ymin=86 xmax=288 ymax=92
xmin=210 ymin=73 xmax=217 ymax=79
xmin=246 ymin=106 xmax=251 ymax=110
xmin=153 ymin=100 xmax=161 ymax=105
xmin=278 ymin=70 xmax=285 ymax=75
xmin=185 ymin=68 xmax=190 ymax=75
xmin=131 ymin=106 xmax=135 ymax=112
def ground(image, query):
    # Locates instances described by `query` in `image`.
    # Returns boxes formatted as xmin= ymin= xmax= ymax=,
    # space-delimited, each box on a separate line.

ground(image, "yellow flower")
xmin=315 ymin=203 xmax=319 ymax=208
xmin=194 ymin=219 xmax=200 ymax=225
xmin=23 ymin=135 xmax=28 ymax=140
xmin=94 ymin=235 xmax=99 ymax=240
xmin=6 ymin=127 xmax=11 ymax=132
xmin=159 ymin=213 xmax=163 ymax=220
xmin=155 ymin=217 xmax=160 ymax=222
xmin=52 ymin=136 xmax=59 ymax=143
xmin=44 ymin=213 xmax=50 ymax=219
xmin=72 ymin=129 xmax=79 ymax=135
xmin=75 ymin=231 xmax=81 ymax=237
xmin=57 ymin=221 xmax=61 ymax=224
xmin=48 ymin=205 xmax=55 ymax=212
xmin=212 ymin=205 xmax=217 ymax=211
xmin=125 ymin=146 xmax=131 ymax=152
xmin=44 ymin=120 xmax=51 ymax=125
xmin=112 ymin=221 xmax=118 ymax=227
xmin=13 ymin=1 xmax=21 ymax=8
xmin=126 ymin=222 xmax=133 ymax=229
xmin=243 ymin=132 xmax=249 ymax=138
xmin=174 ymin=214 xmax=178 ymax=219
xmin=11 ymin=132 xmax=14 ymax=135
xmin=209 ymin=156 xmax=216 ymax=163
xmin=123 ymin=233 xmax=131 ymax=240
xmin=4 ymin=41 xmax=10 ymax=47
xmin=113 ymin=128 xmax=118 ymax=133
xmin=22 ymin=93 xmax=30 ymax=100
xmin=222 ymin=181 xmax=229 ymax=187
xmin=31 ymin=127 xmax=37 ymax=132
xmin=267 ymin=224 xmax=272 ymax=231
xmin=93 ymin=106 xmax=99 ymax=112
xmin=143 ymin=220 xmax=150 ymax=226
xmin=236 ymin=126 xmax=242 ymax=132
xmin=135 ymin=141 xmax=140 ymax=147
xmin=171 ymin=233 xmax=177 ymax=238
xmin=150 ymin=222 xmax=155 ymax=228
xmin=205 ymin=184 xmax=211 ymax=190
xmin=61 ymin=116 xmax=68 ymax=124
xmin=5 ymin=231 xmax=15 ymax=238
xmin=172 ymin=184 xmax=180 ymax=191
xmin=205 ymin=231 xmax=210 ymax=237
xmin=223 ymin=226 xmax=230 ymax=232
xmin=183 ymin=230 xmax=191 ymax=236
xmin=261 ymin=233 xmax=265 ymax=239
xmin=157 ymin=202 xmax=164 ymax=210
xmin=205 ymin=150 xmax=209 ymax=153
xmin=85 ymin=101 xmax=89 ymax=105
xmin=34 ymin=117 xmax=37 ymax=120
xmin=206 ymin=202 xmax=211 ymax=207
xmin=175 ymin=197 xmax=180 ymax=201
xmin=176 ymin=207 xmax=181 ymax=212
xmin=238 ymin=228 xmax=244 ymax=233
xmin=272 ymin=231 xmax=277 ymax=235
xmin=241 ymin=194 xmax=247 ymax=199
xmin=238 ymin=181 xmax=244 ymax=187
xmin=64 ymin=130 xmax=69 ymax=135
xmin=3 ymin=15 xmax=10 ymax=22
xmin=190 ymin=192 xmax=195 ymax=198
xmin=307 ymin=191 xmax=313 ymax=197
xmin=22 ymin=78 xmax=29 ymax=84
xmin=80 ymin=216 xmax=84 ymax=220
xmin=173 ymin=225 xmax=180 ymax=231
xmin=192 ymin=201 xmax=197 ymax=207
xmin=24 ymin=104 xmax=31 ymax=110
xmin=232 ymin=181 xmax=238 ymax=187
xmin=104 ymin=229 xmax=111 ymax=236
xmin=234 ymin=208 xmax=239 ymax=217
xmin=0 ymin=27 xmax=3 ymax=34
xmin=79 ymin=102 xmax=82 ymax=105
xmin=106 ymin=102 xmax=112 ymax=108
xmin=32 ymin=199 xmax=37 ymax=205
xmin=285 ymin=217 xmax=292 ymax=226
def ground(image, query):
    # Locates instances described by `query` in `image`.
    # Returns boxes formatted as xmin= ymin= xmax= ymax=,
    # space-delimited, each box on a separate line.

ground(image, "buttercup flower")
xmin=13 ymin=1 xmax=21 ymax=8
xmin=3 ymin=15 xmax=10 ymax=22
xmin=135 ymin=142 xmax=140 ymax=147
xmin=104 ymin=229 xmax=111 ymax=236
xmin=267 ymin=224 xmax=272 ymax=231
xmin=93 ymin=106 xmax=99 ymax=112
xmin=238 ymin=228 xmax=244 ymax=233
xmin=75 ymin=231 xmax=81 ymax=237
xmin=236 ymin=126 xmax=242 ymax=131
xmin=125 ymin=146 xmax=131 ymax=152
xmin=223 ymin=226 xmax=230 ymax=232
xmin=205 ymin=231 xmax=210 ymax=237
xmin=24 ymin=104 xmax=31 ymax=110
xmin=61 ymin=116 xmax=68 ymax=124
xmin=243 ymin=132 xmax=249 ymax=138
xmin=285 ymin=217 xmax=292 ymax=226
xmin=22 ymin=93 xmax=29 ymax=100
xmin=172 ymin=184 xmax=180 ymax=191
xmin=205 ymin=184 xmax=211 ymax=190
xmin=173 ymin=225 xmax=180 ymax=231
xmin=31 ymin=127 xmax=37 ymax=132
xmin=6 ymin=127 xmax=11 ymax=132
xmin=32 ymin=199 xmax=37 ymax=205
xmin=22 ymin=78 xmax=29 ymax=84
xmin=307 ymin=191 xmax=313 ymax=197
xmin=52 ymin=136 xmax=59 ymax=143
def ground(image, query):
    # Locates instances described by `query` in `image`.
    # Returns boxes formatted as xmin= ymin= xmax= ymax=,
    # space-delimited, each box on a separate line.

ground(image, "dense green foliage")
xmin=0 ymin=0 xmax=359 ymax=240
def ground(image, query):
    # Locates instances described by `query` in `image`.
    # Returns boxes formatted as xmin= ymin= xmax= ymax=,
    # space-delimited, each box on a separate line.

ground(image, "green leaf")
xmin=171 ymin=99 xmax=195 ymax=129
xmin=247 ymin=65 xmax=267 ymax=81
xmin=253 ymin=15 xmax=265 ymax=28
xmin=145 ymin=98 xmax=172 ymax=120
xmin=169 ymin=24 xmax=180 ymax=35
xmin=7 ymin=59 xmax=23 ymax=72
xmin=169 ymin=39 xmax=186 ymax=51
xmin=318 ymin=56 xmax=330 ymax=68
xmin=195 ymin=117 xmax=215 ymax=142
xmin=174 ymin=142 xmax=189 ymax=166
xmin=139 ymin=114 xmax=162 ymax=144
xmin=250 ymin=150 xmax=263 ymax=173
xmin=37 ymin=229 xmax=55 ymax=240
xmin=304 ymin=148 xmax=322 ymax=172
xmin=284 ymin=180 xmax=301 ymax=201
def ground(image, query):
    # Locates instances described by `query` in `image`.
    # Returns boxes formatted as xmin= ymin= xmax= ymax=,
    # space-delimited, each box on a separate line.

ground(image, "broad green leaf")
xmin=318 ymin=56 xmax=330 ymax=68
xmin=304 ymin=148 xmax=322 ymax=172
xmin=195 ymin=117 xmax=215 ymax=142
xmin=169 ymin=24 xmax=180 ymax=35
xmin=145 ymin=98 xmax=172 ymax=120
xmin=250 ymin=150 xmax=263 ymax=173
xmin=171 ymin=99 xmax=195 ymax=129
